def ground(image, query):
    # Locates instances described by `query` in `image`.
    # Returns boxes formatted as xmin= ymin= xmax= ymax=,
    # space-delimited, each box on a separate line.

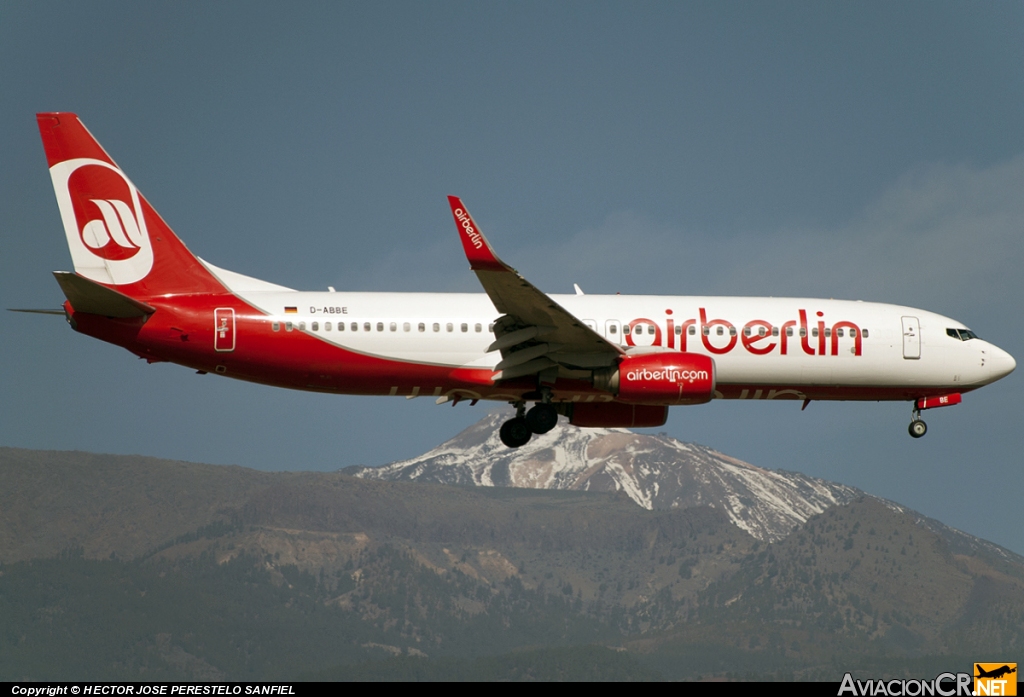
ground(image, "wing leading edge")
xmin=446 ymin=196 xmax=623 ymax=383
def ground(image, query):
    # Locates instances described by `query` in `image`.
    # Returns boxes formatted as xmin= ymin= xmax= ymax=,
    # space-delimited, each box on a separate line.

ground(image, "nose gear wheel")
xmin=908 ymin=406 xmax=927 ymax=438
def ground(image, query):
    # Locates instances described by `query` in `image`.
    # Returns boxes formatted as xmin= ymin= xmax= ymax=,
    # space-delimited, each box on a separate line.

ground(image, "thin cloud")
xmin=512 ymin=153 xmax=1024 ymax=329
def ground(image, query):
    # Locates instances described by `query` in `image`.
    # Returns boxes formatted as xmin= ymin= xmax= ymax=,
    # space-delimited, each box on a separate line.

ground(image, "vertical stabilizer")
xmin=37 ymin=113 xmax=226 ymax=298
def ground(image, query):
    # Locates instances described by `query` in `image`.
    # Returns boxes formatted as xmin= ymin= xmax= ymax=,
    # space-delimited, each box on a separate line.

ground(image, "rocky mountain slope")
xmin=349 ymin=412 xmax=859 ymax=542
xmin=3 ymin=428 xmax=1023 ymax=680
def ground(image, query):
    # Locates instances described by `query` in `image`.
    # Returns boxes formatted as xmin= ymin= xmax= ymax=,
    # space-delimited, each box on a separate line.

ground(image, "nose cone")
xmin=988 ymin=344 xmax=1016 ymax=382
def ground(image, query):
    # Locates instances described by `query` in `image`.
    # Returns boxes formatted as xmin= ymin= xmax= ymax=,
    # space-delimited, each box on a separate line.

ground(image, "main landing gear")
xmin=499 ymin=399 xmax=559 ymax=448
xmin=908 ymin=408 xmax=927 ymax=439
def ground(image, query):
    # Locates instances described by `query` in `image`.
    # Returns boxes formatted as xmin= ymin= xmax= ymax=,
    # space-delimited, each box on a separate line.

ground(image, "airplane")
xmin=22 ymin=113 xmax=1016 ymax=448
xmin=975 ymin=665 xmax=1016 ymax=680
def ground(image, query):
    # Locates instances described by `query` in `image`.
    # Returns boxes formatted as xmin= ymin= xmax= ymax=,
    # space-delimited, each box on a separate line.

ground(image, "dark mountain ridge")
xmin=1 ymin=440 xmax=1021 ymax=680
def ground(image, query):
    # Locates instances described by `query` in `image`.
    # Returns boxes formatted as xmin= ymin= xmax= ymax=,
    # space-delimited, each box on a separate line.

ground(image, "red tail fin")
xmin=37 ymin=113 xmax=225 ymax=298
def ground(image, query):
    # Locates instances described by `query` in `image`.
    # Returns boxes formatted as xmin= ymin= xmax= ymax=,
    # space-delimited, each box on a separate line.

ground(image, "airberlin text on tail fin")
xmin=37 ymin=113 xmax=226 ymax=299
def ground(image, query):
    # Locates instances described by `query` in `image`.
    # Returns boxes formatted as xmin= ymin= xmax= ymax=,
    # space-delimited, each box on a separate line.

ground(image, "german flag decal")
xmin=284 ymin=307 xmax=298 ymax=314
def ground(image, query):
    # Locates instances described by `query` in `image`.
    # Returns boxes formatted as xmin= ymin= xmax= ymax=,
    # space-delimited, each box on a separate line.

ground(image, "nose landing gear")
xmin=908 ymin=416 xmax=927 ymax=438
xmin=908 ymin=404 xmax=928 ymax=438
xmin=906 ymin=394 xmax=962 ymax=439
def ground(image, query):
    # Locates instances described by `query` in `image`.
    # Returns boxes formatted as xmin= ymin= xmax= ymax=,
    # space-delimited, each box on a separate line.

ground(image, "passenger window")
xmin=325 ymin=322 xmax=331 ymax=331
xmin=758 ymin=327 xmax=766 ymax=337
xmin=433 ymin=323 xmax=440 ymax=332
xmin=272 ymin=322 xmax=280 ymax=332
xmin=849 ymin=328 xmax=857 ymax=338
xmin=312 ymin=321 xmax=319 ymax=331
xmin=461 ymin=323 xmax=468 ymax=332
xmin=836 ymin=328 xmax=844 ymax=337
xmin=390 ymin=322 xmax=397 ymax=332
xmin=702 ymin=326 xmax=709 ymax=336
xmin=729 ymin=327 xmax=737 ymax=336
xmin=689 ymin=326 xmax=696 ymax=336
xmin=285 ymin=322 xmax=293 ymax=332
xmin=799 ymin=328 xmax=806 ymax=337
xmin=716 ymin=327 xmax=724 ymax=336
xmin=609 ymin=325 xmax=617 ymax=334
xmin=863 ymin=329 xmax=869 ymax=338
xmin=418 ymin=322 xmax=425 ymax=332
xmin=377 ymin=322 xmax=384 ymax=332
xmin=338 ymin=322 xmax=345 ymax=331
xmin=675 ymin=325 xmax=681 ymax=335
xmin=743 ymin=327 xmax=751 ymax=337
xmin=351 ymin=322 xmax=357 ymax=331
xmin=404 ymin=322 xmax=411 ymax=332
xmin=623 ymin=325 xmax=630 ymax=335
xmin=812 ymin=328 xmax=818 ymax=337
xmin=824 ymin=328 xmax=831 ymax=338
xmin=771 ymin=327 xmax=779 ymax=337
xmin=475 ymin=323 xmax=482 ymax=332
xmin=786 ymin=327 xmax=793 ymax=337
xmin=446 ymin=323 xmax=453 ymax=332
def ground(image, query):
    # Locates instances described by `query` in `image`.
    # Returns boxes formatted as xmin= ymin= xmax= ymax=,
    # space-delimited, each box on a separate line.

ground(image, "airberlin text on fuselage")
xmin=453 ymin=208 xmax=484 ymax=250
xmin=627 ymin=308 xmax=863 ymax=357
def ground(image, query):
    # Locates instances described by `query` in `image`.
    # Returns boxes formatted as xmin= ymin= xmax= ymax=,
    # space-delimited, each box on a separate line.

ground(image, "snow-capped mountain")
xmin=349 ymin=412 xmax=860 ymax=542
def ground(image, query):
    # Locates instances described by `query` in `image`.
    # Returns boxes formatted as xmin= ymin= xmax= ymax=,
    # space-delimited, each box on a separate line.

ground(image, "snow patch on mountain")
xmin=351 ymin=412 xmax=859 ymax=542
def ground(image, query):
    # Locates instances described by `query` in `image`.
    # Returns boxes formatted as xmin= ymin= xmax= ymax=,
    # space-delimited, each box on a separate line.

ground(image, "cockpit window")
xmin=947 ymin=328 xmax=980 ymax=341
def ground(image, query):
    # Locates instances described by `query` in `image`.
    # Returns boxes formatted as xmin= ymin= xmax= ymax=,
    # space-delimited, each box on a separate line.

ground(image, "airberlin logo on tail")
xmin=627 ymin=368 xmax=709 ymax=384
xmin=453 ymin=208 xmax=484 ymax=250
xmin=81 ymin=197 xmax=144 ymax=259
xmin=49 ymin=158 xmax=154 ymax=285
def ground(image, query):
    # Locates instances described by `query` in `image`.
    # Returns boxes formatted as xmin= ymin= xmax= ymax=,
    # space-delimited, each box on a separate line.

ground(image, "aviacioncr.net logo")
xmin=49 ymin=157 xmax=154 ymax=284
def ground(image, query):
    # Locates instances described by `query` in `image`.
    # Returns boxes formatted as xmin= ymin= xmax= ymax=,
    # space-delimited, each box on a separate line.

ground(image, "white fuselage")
xmin=233 ymin=289 xmax=1013 ymax=399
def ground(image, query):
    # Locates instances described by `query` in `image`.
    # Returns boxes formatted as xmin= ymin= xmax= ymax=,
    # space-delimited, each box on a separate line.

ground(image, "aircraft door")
xmin=215 ymin=308 xmax=236 ymax=352
xmin=605 ymin=320 xmax=623 ymax=345
xmin=902 ymin=316 xmax=920 ymax=359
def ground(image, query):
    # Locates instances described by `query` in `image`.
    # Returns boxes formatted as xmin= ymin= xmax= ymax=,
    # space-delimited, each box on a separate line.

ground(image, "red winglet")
xmin=447 ymin=196 xmax=507 ymax=272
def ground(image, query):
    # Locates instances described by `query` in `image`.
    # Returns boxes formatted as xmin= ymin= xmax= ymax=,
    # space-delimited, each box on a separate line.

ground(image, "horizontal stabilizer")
xmin=53 ymin=271 xmax=156 ymax=318
xmin=7 ymin=308 xmax=65 ymax=315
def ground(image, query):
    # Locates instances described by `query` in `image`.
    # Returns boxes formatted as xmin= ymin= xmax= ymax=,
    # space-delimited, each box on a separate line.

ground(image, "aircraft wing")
xmin=447 ymin=196 xmax=624 ymax=382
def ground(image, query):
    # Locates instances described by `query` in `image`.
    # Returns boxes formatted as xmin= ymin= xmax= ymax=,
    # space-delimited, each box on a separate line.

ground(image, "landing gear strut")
xmin=499 ymin=401 xmax=532 ymax=448
xmin=908 ymin=408 xmax=927 ymax=439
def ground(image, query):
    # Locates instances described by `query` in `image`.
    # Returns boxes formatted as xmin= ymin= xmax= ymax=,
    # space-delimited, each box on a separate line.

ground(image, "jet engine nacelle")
xmin=593 ymin=352 xmax=716 ymax=405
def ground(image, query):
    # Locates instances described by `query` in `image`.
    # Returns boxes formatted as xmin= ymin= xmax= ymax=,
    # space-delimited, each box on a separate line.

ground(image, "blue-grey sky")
xmin=3 ymin=3 xmax=1022 ymax=552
